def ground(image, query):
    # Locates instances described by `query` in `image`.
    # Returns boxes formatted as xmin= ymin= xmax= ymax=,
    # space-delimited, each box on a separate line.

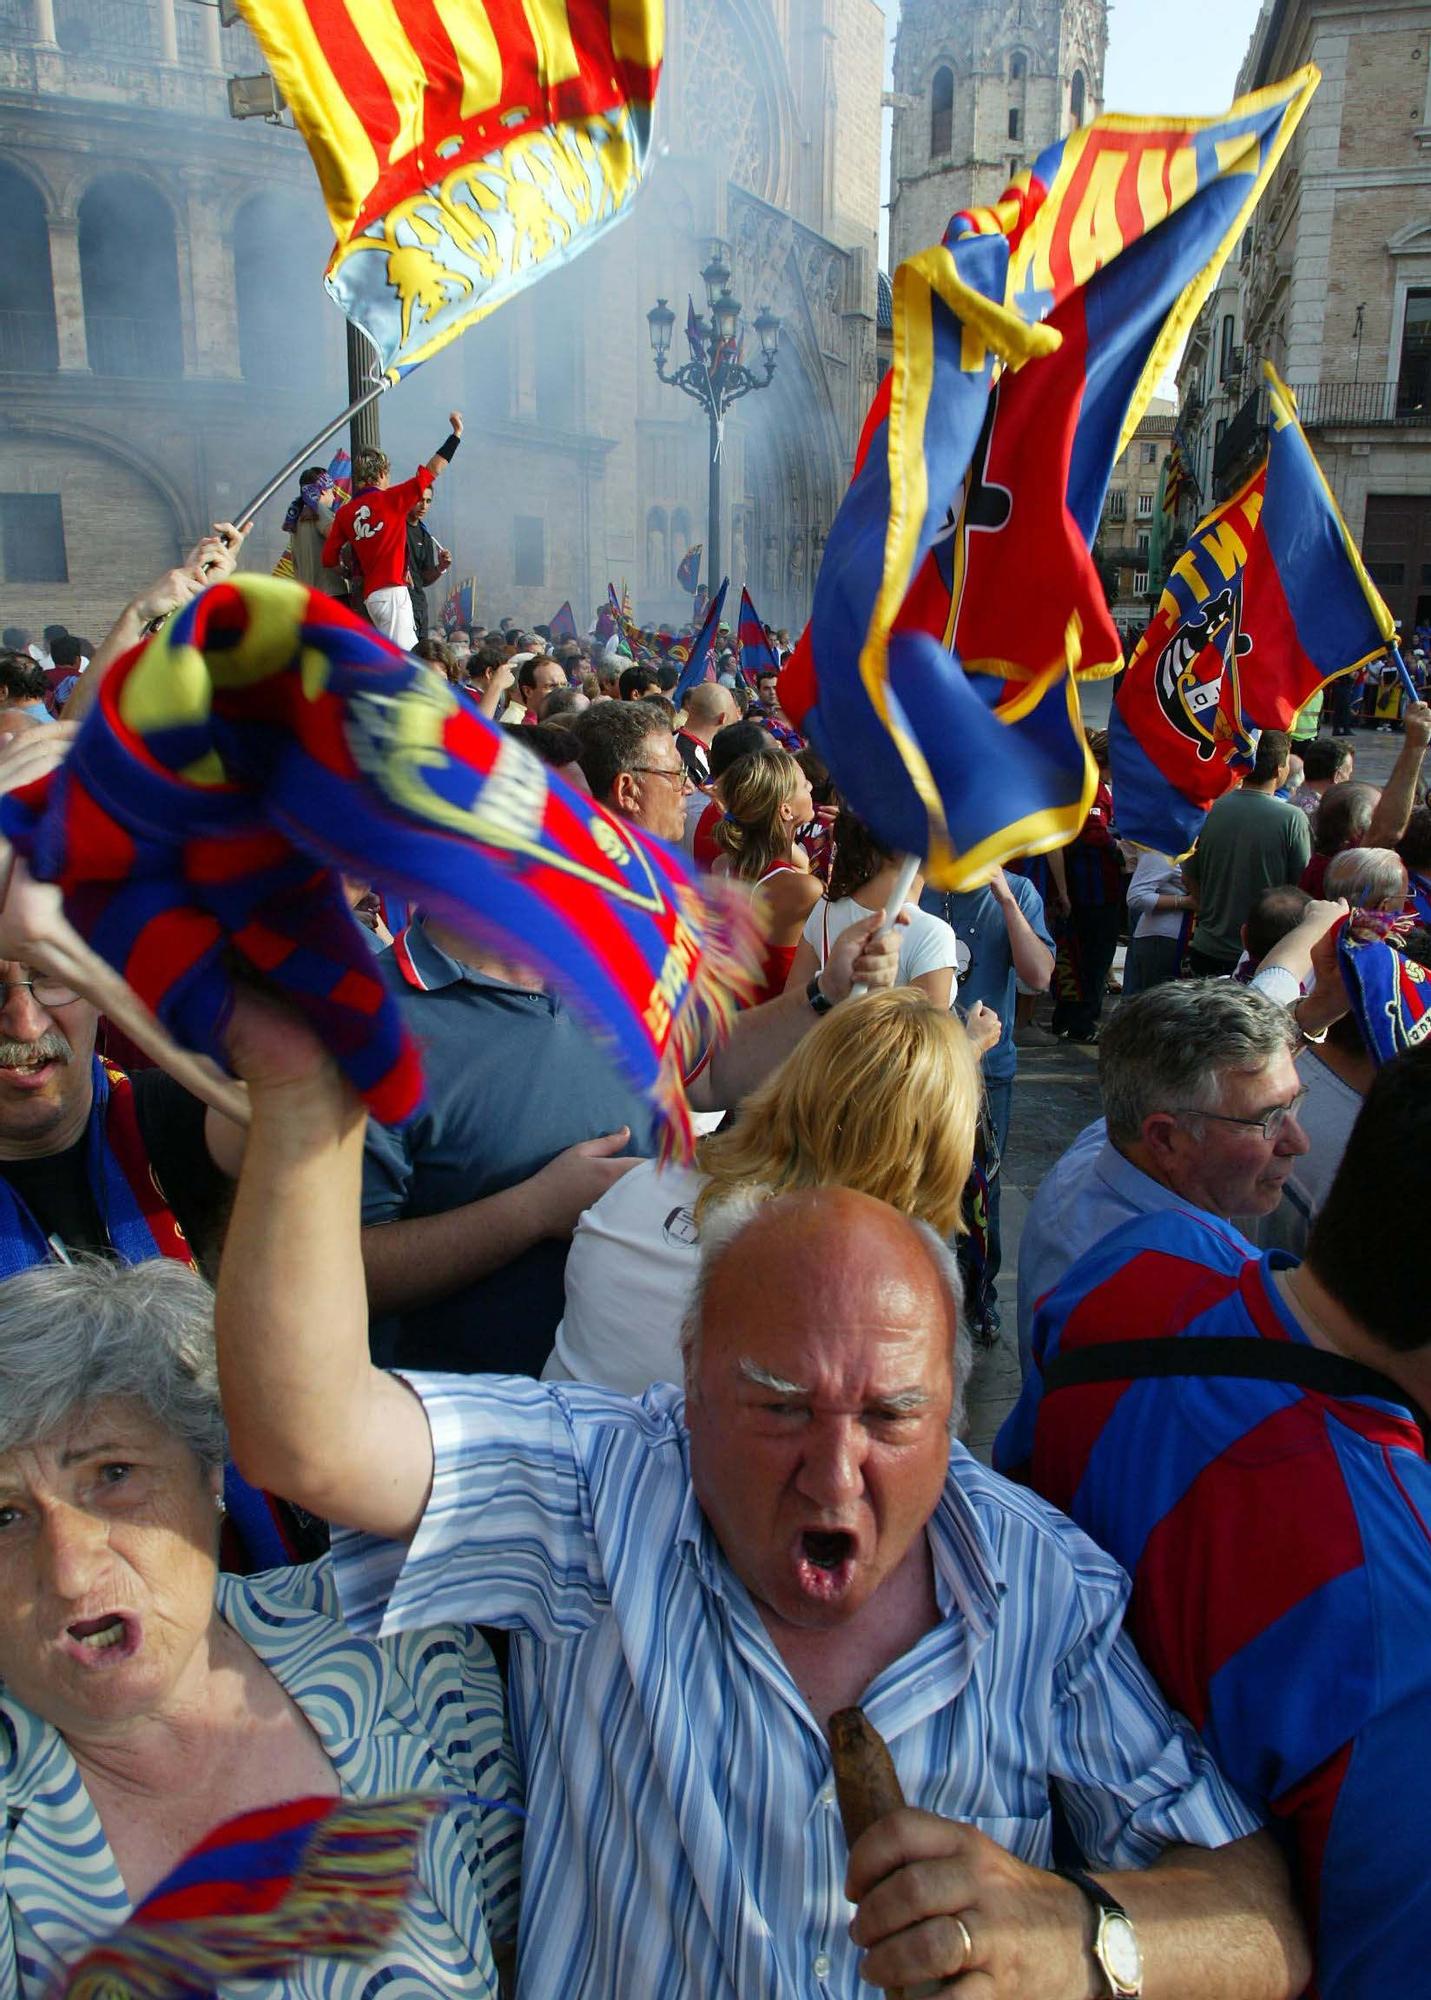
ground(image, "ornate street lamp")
xmin=647 ymin=241 xmax=780 ymax=589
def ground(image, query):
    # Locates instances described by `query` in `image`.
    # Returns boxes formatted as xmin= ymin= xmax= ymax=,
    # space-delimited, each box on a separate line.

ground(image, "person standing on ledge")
xmin=324 ymin=412 xmax=464 ymax=652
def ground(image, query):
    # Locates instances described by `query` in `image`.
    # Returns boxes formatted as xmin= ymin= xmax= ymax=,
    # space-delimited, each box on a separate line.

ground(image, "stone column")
xmin=182 ymin=177 xmax=242 ymax=380
xmin=32 ymin=0 xmax=57 ymax=44
xmin=47 ymin=221 xmax=89 ymax=372
xmin=200 ymin=0 xmax=221 ymax=67
xmin=155 ymin=0 xmax=179 ymax=64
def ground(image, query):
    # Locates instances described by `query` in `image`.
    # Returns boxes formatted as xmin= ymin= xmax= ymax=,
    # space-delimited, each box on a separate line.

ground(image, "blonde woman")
xmin=543 ymin=988 xmax=982 ymax=1394
xmin=711 ymin=748 xmax=823 ymax=1003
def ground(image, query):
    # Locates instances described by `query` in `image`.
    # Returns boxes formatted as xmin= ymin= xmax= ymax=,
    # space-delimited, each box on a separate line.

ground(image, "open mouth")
xmin=62 ymin=1613 xmax=139 ymax=1666
xmin=0 ymin=1055 xmax=57 ymax=1085
xmin=792 ymin=1528 xmax=858 ymax=1603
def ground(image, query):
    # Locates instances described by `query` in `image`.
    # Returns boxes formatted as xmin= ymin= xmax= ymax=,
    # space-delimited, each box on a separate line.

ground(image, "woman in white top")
xmin=1122 ymin=849 xmax=1195 ymax=995
xmin=543 ymin=987 xmax=982 ymax=1393
xmin=784 ymin=806 xmax=961 ymax=1006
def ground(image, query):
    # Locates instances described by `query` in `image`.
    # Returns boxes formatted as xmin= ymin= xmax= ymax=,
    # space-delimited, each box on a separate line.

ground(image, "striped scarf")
xmin=3 ymin=578 xmax=758 ymax=1153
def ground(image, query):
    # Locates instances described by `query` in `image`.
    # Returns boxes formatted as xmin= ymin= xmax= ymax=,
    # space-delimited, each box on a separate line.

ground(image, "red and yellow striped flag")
xmin=238 ymin=1 xmax=663 ymax=378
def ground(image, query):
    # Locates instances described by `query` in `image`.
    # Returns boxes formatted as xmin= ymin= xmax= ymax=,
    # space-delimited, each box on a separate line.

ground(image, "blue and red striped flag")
xmin=780 ymin=68 xmax=1318 ymax=885
xmin=1111 ymin=364 xmax=1395 ymax=855
xmin=548 ymin=599 xmax=578 ymax=641
xmin=674 ymin=577 xmax=729 ymax=701
xmin=737 ymin=586 xmax=778 ymax=689
xmin=236 ymin=2 xmax=663 ymax=381
xmin=58 ymin=1792 xmax=447 ymax=1998
xmin=676 ymin=544 xmax=702 ymax=594
xmin=440 ymin=574 xmax=476 ymax=635
xmin=3 ymin=577 xmax=759 ymax=1155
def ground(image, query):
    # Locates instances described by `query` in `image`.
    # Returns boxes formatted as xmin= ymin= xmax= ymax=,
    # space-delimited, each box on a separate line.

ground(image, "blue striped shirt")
xmin=333 ymin=1377 xmax=1259 ymax=1998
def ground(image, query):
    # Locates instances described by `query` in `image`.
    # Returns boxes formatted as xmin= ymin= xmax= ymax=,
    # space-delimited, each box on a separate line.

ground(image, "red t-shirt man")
xmin=323 ymin=413 xmax=464 ymax=652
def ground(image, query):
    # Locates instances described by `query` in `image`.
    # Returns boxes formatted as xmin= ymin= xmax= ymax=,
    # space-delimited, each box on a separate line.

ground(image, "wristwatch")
xmin=1057 ymin=1867 xmax=1143 ymax=1997
xmin=806 ymin=974 xmax=835 ymax=1014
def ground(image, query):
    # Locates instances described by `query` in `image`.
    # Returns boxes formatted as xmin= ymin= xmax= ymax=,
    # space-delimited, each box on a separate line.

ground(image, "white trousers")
xmin=366 ymin=584 xmax=418 ymax=652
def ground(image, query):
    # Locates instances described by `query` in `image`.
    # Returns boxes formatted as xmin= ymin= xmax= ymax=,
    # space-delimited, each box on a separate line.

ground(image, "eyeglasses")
xmin=631 ymin=764 xmax=693 ymax=791
xmin=1173 ymin=1087 xmax=1309 ymax=1142
xmin=0 ymin=978 xmax=79 ymax=1010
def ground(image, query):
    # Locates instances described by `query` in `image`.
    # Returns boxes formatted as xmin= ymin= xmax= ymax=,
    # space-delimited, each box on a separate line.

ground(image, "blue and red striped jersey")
xmin=995 ymin=1208 xmax=1431 ymax=1997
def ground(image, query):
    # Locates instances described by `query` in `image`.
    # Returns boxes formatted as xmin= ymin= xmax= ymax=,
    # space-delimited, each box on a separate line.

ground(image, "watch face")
xmin=1100 ymin=1912 xmax=1143 ymax=1993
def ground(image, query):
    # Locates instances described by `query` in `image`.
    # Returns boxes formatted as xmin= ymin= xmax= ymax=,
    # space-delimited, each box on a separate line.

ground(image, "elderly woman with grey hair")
xmin=0 ymin=1258 xmax=520 ymax=1997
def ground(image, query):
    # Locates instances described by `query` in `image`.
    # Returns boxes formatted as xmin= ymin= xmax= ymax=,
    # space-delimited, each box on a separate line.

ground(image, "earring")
xmin=214 ymin=1493 xmax=228 ymax=1518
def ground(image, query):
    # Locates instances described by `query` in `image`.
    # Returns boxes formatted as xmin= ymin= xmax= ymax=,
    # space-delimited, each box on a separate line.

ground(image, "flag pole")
xmin=1391 ymin=645 xmax=1421 ymax=710
xmin=234 ymin=378 xmax=389 ymax=527
xmin=851 ymin=853 xmax=922 ymax=998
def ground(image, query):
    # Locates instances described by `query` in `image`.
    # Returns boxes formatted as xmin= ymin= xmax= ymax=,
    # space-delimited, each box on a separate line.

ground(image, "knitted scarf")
xmin=3 ymin=578 xmax=758 ymax=1152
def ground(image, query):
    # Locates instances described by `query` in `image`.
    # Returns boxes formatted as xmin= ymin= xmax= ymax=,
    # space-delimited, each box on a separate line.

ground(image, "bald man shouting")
xmin=216 ymin=998 xmax=1308 ymax=2000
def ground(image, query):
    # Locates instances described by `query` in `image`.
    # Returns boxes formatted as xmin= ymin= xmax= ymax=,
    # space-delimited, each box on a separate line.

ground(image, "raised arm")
xmin=1367 ymin=698 xmax=1431 ymax=847
xmin=689 ymin=907 xmax=902 ymax=1111
xmin=424 ymin=409 xmax=464 ymax=482
xmin=216 ymin=992 xmax=435 ymax=1541
xmin=990 ymin=867 xmax=1054 ymax=989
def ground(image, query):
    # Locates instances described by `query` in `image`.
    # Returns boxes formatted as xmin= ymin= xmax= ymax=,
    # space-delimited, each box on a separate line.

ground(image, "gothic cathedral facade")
xmin=888 ymin=0 xmax=1108 ymax=274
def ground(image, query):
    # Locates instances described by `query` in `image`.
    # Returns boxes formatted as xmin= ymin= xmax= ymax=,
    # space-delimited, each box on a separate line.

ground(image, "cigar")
xmin=830 ymin=1706 xmax=943 ymax=2000
xmin=829 ymin=1705 xmax=905 ymax=1842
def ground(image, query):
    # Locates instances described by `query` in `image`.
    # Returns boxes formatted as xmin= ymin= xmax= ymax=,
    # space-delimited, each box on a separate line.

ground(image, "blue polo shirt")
xmin=362 ymin=922 xmax=655 ymax=1376
xmin=920 ymin=878 xmax=1053 ymax=1084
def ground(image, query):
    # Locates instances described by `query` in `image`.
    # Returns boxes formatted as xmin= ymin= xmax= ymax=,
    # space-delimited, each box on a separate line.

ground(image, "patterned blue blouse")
xmin=0 ymin=1559 xmax=521 ymax=1998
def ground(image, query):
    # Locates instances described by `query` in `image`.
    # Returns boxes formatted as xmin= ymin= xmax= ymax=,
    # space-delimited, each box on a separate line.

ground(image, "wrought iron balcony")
xmin=1289 ymin=379 xmax=1431 ymax=428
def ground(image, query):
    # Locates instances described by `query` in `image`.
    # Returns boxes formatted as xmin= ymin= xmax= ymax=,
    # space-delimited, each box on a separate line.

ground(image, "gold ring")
xmin=954 ymin=1915 xmax=975 ymax=1968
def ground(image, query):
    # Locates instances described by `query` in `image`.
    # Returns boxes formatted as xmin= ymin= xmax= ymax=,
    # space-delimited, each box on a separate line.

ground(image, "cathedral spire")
xmin=887 ymin=0 xmax=1107 ymax=274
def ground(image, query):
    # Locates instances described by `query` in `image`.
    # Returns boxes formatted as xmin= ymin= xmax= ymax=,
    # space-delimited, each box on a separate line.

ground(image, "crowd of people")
xmin=0 ymin=464 xmax=1426 ymax=1999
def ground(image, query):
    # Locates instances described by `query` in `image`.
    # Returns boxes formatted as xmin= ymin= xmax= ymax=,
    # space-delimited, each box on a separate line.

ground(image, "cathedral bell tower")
xmin=887 ymin=0 xmax=1107 ymax=274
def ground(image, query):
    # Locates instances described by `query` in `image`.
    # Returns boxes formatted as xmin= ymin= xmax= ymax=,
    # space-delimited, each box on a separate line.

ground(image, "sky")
xmin=874 ymin=0 xmax=1267 ymax=259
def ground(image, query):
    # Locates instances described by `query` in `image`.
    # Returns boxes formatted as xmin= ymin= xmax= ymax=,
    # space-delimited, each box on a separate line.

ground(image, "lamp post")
xmin=646 ymin=241 xmax=781 ymax=590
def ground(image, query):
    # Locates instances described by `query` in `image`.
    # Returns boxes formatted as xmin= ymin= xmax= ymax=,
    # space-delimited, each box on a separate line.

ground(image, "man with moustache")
xmin=0 ymin=959 xmax=243 ymax=1276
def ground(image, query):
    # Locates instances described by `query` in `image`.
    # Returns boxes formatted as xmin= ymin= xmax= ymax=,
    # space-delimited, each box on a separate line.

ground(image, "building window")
xmin=514 ymin=514 xmax=544 ymax=586
xmin=931 ymin=65 xmax=954 ymax=156
xmin=1133 ymin=570 xmax=1150 ymax=596
xmin=1136 ymin=492 xmax=1154 ymax=518
xmin=1214 ymin=415 xmax=1228 ymax=451
xmin=0 ymin=493 xmax=67 ymax=583
xmin=1106 ymin=489 xmax=1127 ymax=521
xmin=1009 ymin=156 xmax=1020 ymax=181
xmin=1137 ymin=531 xmax=1150 ymax=555
xmin=1070 ymin=69 xmax=1086 ymax=125
xmin=1008 ymin=106 xmax=1021 ymax=139
xmin=1143 ymin=441 xmax=1157 ymax=463
xmin=1219 ymin=312 xmax=1237 ymax=379
xmin=78 ymin=173 xmax=182 ymax=379
xmin=0 ymin=164 xmax=59 ymax=374
xmin=1397 ymin=290 xmax=1431 ymax=415
xmin=1009 ymin=51 xmax=1027 ymax=81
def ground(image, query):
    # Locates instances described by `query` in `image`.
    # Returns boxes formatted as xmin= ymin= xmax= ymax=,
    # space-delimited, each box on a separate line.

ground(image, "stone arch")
xmin=680 ymin=0 xmax=798 ymax=211
xmin=738 ymin=319 xmax=844 ymax=631
xmin=0 ymin=160 xmax=58 ymax=372
xmin=77 ymin=172 xmax=182 ymax=378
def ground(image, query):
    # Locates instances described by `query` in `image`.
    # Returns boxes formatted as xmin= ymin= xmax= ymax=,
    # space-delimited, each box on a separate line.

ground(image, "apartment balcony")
xmin=1290 ymin=380 xmax=1431 ymax=429
xmin=1213 ymin=385 xmax=1268 ymax=485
